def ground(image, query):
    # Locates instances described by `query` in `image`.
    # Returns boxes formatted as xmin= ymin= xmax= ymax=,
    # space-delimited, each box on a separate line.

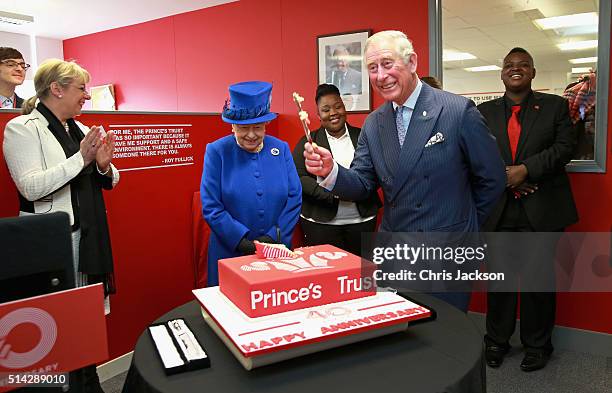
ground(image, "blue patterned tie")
xmin=396 ymin=106 xmax=406 ymax=146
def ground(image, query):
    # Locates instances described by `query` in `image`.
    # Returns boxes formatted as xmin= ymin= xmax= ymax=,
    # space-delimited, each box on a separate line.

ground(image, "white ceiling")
xmin=1 ymin=0 xmax=599 ymax=93
xmin=442 ymin=0 xmax=600 ymax=91
xmin=0 ymin=0 xmax=237 ymax=39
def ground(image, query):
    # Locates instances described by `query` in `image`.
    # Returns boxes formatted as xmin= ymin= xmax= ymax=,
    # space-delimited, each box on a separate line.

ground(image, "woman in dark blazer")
xmin=292 ymin=84 xmax=381 ymax=256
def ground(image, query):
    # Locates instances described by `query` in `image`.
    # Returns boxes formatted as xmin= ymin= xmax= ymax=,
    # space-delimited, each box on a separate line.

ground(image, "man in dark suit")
xmin=293 ymin=84 xmax=381 ymax=256
xmin=0 ymin=47 xmax=28 ymax=109
xmin=304 ymin=30 xmax=506 ymax=312
xmin=477 ymin=47 xmax=578 ymax=372
xmin=329 ymin=46 xmax=362 ymax=95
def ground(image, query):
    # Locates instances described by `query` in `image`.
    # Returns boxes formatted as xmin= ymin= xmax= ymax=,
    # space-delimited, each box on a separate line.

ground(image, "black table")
xmin=122 ymin=293 xmax=485 ymax=393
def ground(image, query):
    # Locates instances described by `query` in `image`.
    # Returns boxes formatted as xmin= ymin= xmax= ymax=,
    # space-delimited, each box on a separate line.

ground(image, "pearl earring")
xmin=58 ymin=95 xmax=63 ymax=98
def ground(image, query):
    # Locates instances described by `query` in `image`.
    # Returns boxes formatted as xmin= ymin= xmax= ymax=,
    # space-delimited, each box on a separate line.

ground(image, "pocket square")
xmin=425 ymin=132 xmax=445 ymax=147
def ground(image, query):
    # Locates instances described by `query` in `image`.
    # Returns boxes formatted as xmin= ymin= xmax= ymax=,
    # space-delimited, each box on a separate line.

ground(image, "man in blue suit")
xmin=304 ymin=30 xmax=506 ymax=311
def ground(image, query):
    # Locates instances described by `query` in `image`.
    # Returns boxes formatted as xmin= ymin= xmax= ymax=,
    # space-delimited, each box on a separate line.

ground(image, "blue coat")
xmin=201 ymin=135 xmax=302 ymax=285
xmin=334 ymin=82 xmax=506 ymax=233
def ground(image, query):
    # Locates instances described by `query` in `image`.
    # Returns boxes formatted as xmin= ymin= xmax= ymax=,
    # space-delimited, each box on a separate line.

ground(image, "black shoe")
xmin=485 ymin=341 xmax=510 ymax=368
xmin=520 ymin=351 xmax=550 ymax=372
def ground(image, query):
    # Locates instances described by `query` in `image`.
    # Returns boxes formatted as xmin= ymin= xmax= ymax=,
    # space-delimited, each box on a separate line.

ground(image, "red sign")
xmin=219 ymin=245 xmax=376 ymax=318
xmin=0 ymin=284 xmax=108 ymax=391
xmin=106 ymin=122 xmax=195 ymax=172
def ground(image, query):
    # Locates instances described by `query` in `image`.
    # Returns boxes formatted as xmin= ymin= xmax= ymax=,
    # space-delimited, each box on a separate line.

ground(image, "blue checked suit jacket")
xmin=333 ymin=82 xmax=506 ymax=233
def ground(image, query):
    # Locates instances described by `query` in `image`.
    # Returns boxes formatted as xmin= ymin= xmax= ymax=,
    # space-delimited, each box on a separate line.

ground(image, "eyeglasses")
xmin=1 ymin=60 xmax=31 ymax=71
xmin=70 ymin=84 xmax=90 ymax=94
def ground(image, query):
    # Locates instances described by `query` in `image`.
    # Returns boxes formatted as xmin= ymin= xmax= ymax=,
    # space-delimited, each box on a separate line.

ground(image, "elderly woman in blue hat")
xmin=200 ymin=81 xmax=302 ymax=286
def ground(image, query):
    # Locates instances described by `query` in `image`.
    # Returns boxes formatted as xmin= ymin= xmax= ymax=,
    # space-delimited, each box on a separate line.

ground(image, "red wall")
xmin=273 ymin=0 xmax=429 ymax=148
xmin=550 ymin=71 xmax=612 ymax=333
xmin=0 ymin=114 xmax=18 ymax=216
xmin=0 ymin=0 xmax=607 ymax=358
xmin=63 ymin=0 xmax=429 ymax=148
xmin=63 ymin=18 xmax=178 ymax=111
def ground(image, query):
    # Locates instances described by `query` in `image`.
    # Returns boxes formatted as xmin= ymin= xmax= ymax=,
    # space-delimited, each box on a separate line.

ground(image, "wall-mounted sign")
xmin=109 ymin=123 xmax=194 ymax=172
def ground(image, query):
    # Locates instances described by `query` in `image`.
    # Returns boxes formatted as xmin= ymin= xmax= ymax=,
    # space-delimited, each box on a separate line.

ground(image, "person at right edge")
xmin=477 ymin=47 xmax=578 ymax=372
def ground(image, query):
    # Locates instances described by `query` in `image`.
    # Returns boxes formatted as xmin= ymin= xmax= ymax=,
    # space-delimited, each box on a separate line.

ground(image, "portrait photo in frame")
xmin=317 ymin=30 xmax=371 ymax=112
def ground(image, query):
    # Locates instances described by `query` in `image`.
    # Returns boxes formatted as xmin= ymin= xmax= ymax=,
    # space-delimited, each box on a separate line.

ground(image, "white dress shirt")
xmin=305 ymin=125 xmax=375 ymax=225
xmin=0 ymin=94 xmax=15 ymax=109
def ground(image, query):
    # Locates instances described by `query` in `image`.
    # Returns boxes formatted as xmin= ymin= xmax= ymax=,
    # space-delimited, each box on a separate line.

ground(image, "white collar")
xmin=324 ymin=124 xmax=349 ymax=140
xmin=392 ymin=78 xmax=423 ymax=111
xmin=0 ymin=93 xmax=15 ymax=107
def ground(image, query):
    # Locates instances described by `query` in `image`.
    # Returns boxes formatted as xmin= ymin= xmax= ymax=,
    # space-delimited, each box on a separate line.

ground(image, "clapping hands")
xmin=79 ymin=126 xmax=103 ymax=165
xmin=79 ymin=126 xmax=115 ymax=174
xmin=96 ymin=128 xmax=116 ymax=174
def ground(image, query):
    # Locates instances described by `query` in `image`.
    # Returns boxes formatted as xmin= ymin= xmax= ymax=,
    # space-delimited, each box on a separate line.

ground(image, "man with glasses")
xmin=0 ymin=47 xmax=30 ymax=109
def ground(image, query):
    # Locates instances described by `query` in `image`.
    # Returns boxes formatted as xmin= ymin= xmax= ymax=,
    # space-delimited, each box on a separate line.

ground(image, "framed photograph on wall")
xmin=91 ymin=84 xmax=116 ymax=111
xmin=317 ymin=30 xmax=371 ymax=113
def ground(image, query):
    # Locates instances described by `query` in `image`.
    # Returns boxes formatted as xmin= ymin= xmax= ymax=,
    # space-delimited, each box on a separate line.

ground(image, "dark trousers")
xmin=487 ymin=291 xmax=556 ymax=352
xmin=486 ymin=199 xmax=557 ymax=353
xmin=300 ymin=217 xmax=377 ymax=256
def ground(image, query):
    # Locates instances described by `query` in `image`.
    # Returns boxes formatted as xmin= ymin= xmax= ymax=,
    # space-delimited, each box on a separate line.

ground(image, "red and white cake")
xmin=218 ymin=245 xmax=377 ymax=318
xmin=193 ymin=244 xmax=432 ymax=370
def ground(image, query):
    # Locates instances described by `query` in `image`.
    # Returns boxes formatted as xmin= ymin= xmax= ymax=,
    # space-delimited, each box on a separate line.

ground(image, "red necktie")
xmin=507 ymin=105 xmax=521 ymax=161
